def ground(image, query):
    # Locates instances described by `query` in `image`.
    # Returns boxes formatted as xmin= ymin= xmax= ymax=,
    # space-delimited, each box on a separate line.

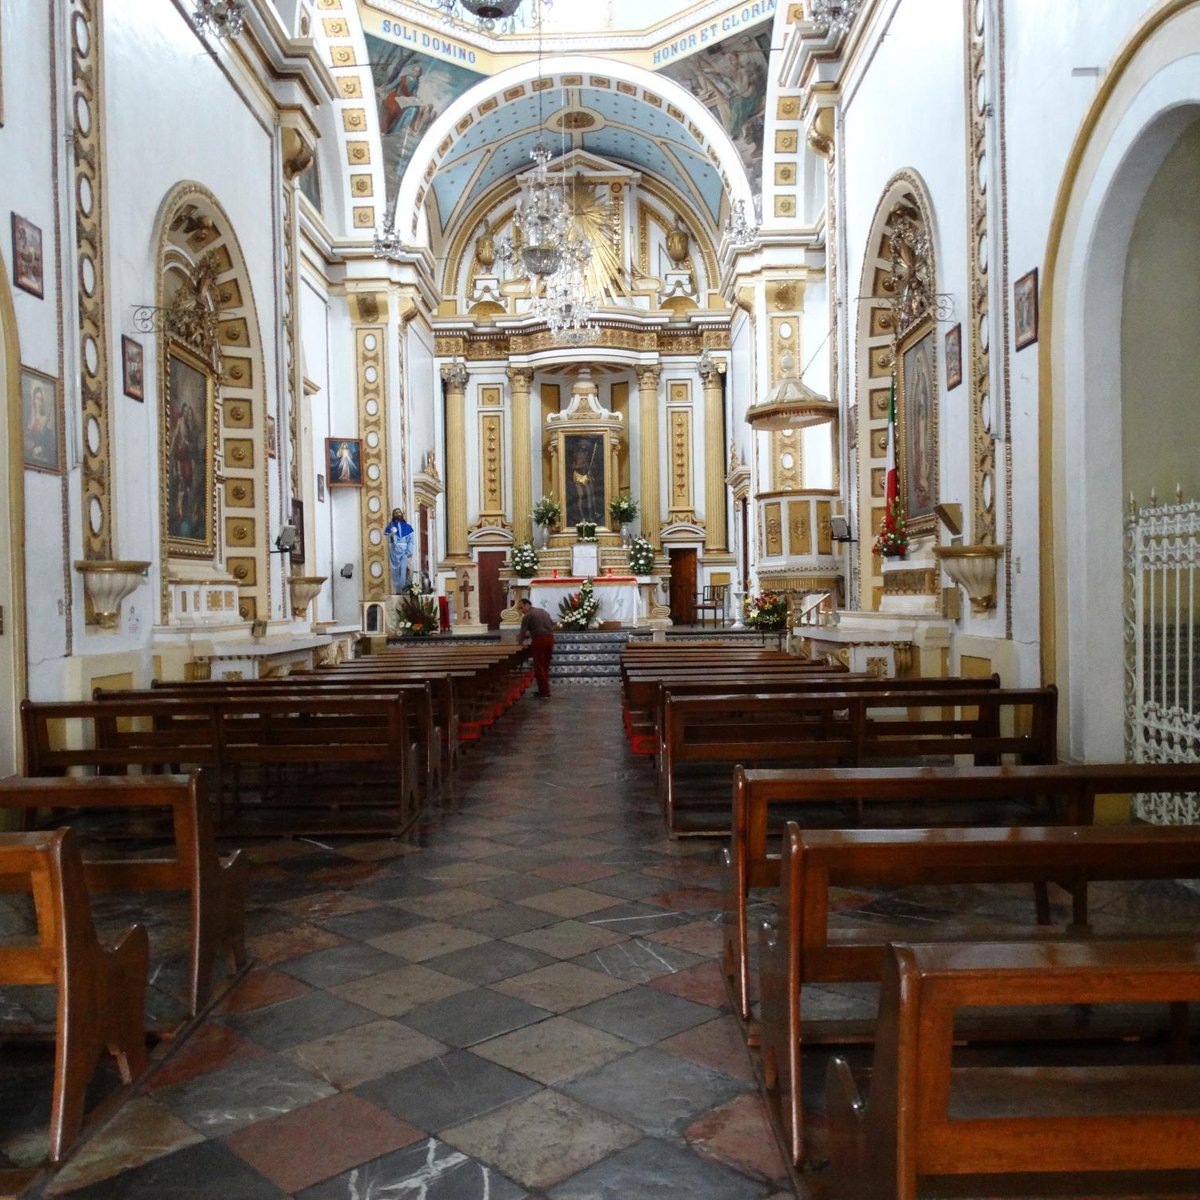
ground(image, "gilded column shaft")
xmin=700 ymin=366 xmax=727 ymax=552
xmin=637 ymin=366 xmax=661 ymax=547
xmin=442 ymin=363 xmax=469 ymax=559
xmin=508 ymin=367 xmax=533 ymax=543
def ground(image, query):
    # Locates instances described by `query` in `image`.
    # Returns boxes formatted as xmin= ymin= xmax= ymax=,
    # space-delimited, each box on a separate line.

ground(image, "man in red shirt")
xmin=518 ymin=598 xmax=556 ymax=699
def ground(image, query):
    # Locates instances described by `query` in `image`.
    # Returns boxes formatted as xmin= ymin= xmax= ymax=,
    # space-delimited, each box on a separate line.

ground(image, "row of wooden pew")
xmin=1 ymin=640 xmax=533 ymax=1174
xmin=622 ymin=643 xmax=1200 ymax=1197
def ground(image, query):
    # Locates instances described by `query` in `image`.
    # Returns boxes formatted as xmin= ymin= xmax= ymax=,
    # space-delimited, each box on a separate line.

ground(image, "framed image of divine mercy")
xmin=163 ymin=345 xmax=215 ymax=557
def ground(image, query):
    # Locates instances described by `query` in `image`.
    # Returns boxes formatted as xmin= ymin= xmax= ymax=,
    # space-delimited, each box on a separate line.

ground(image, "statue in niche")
xmin=566 ymin=433 xmax=604 ymax=527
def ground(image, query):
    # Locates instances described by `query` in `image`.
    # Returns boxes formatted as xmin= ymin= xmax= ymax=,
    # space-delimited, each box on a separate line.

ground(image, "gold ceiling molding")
xmin=71 ymin=0 xmax=114 ymax=561
xmin=432 ymin=322 xmax=729 ymax=363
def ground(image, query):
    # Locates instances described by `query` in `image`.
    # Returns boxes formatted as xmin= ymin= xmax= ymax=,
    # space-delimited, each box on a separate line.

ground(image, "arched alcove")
xmin=152 ymin=184 xmax=269 ymax=624
xmin=1043 ymin=2 xmax=1200 ymax=760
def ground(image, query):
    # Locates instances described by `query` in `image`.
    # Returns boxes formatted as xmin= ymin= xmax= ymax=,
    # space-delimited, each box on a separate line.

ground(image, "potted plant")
xmin=628 ymin=536 xmax=655 ymax=576
xmin=510 ymin=541 xmax=540 ymax=578
xmin=399 ymin=583 xmax=438 ymax=636
xmin=576 ymin=521 xmax=598 ymax=542
xmin=744 ymin=590 xmax=788 ymax=631
xmin=558 ymin=578 xmax=600 ymax=630
xmin=873 ymin=499 xmax=909 ymax=558
xmin=532 ymin=496 xmax=562 ymax=547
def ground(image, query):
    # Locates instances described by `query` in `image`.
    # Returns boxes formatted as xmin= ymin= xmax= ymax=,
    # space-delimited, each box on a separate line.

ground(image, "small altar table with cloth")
xmin=528 ymin=576 xmax=641 ymax=627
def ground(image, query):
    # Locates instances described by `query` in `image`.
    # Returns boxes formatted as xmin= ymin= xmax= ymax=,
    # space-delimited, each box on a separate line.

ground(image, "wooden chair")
xmin=0 ymin=828 xmax=148 ymax=1163
xmin=693 ymin=584 xmax=728 ymax=627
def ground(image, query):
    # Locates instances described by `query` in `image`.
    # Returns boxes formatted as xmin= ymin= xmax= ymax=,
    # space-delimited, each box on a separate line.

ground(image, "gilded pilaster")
xmin=442 ymin=362 xmax=469 ymax=560
xmin=508 ymin=367 xmax=533 ymax=543
xmin=699 ymin=358 xmax=728 ymax=552
xmin=637 ymin=365 xmax=661 ymax=546
xmin=352 ymin=298 xmax=389 ymax=600
xmin=71 ymin=0 xmax=114 ymax=559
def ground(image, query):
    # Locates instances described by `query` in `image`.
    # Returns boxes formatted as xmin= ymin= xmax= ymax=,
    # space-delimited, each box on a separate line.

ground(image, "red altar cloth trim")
xmin=529 ymin=576 xmax=638 ymax=584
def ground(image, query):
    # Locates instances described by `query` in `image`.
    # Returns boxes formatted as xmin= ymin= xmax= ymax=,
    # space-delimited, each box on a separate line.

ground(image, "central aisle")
xmin=52 ymin=684 xmax=790 ymax=1199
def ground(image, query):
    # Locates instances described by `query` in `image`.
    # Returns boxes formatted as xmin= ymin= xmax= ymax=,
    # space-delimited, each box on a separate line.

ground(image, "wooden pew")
xmin=0 ymin=772 xmax=246 ymax=1020
xmin=661 ymin=685 xmax=1057 ymax=834
xmin=758 ymin=820 xmax=1200 ymax=1166
xmin=21 ymin=693 xmax=420 ymax=836
xmin=826 ymin=939 xmax=1200 ymax=1200
xmin=721 ymin=760 xmax=1200 ymax=1027
xmin=0 ymin=828 xmax=148 ymax=1164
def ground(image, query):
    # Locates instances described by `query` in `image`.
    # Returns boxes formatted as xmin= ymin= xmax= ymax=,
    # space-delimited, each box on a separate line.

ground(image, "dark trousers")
xmin=530 ymin=634 xmax=555 ymax=695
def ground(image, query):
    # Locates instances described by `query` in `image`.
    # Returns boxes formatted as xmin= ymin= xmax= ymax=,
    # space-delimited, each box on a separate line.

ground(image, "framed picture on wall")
xmin=1014 ymin=268 xmax=1039 ymax=350
xmin=290 ymin=498 xmax=305 ymax=565
xmin=326 ymin=437 xmax=363 ymax=488
xmin=317 ymin=474 xmax=326 ymax=502
xmin=944 ymin=323 xmax=962 ymax=390
xmin=897 ymin=322 xmax=939 ymax=531
xmin=267 ymin=415 xmax=278 ymax=459
xmin=163 ymin=344 xmax=216 ymax=557
xmin=20 ymin=366 xmax=60 ymax=473
xmin=11 ymin=214 xmax=43 ymax=298
xmin=121 ymin=336 xmax=145 ymax=401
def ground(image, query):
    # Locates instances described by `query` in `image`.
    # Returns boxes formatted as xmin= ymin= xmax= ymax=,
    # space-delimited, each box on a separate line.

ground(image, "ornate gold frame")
xmin=896 ymin=316 xmax=939 ymax=538
xmin=161 ymin=341 xmax=217 ymax=559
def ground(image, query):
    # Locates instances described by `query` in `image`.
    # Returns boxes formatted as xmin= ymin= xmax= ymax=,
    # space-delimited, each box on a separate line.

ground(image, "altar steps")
xmin=551 ymin=630 xmax=628 ymax=685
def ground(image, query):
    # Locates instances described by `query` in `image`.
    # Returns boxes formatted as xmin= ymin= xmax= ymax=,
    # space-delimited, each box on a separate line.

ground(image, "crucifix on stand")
xmin=459 ymin=571 xmax=474 ymax=624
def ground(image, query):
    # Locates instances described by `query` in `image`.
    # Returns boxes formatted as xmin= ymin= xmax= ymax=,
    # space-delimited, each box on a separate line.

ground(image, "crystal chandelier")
xmin=192 ymin=0 xmax=246 ymax=38
xmin=724 ymin=198 xmax=759 ymax=247
xmin=808 ymin=0 xmax=862 ymax=38
xmin=507 ymin=141 xmax=570 ymax=277
xmin=534 ymin=231 xmax=598 ymax=345
xmin=426 ymin=0 xmax=552 ymax=36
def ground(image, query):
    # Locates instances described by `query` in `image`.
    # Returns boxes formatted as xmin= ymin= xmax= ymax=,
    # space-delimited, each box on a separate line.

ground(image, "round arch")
xmin=853 ymin=169 xmax=940 ymax=610
xmin=393 ymin=54 xmax=756 ymax=251
xmin=151 ymin=183 xmax=270 ymax=625
xmin=1041 ymin=1 xmax=1200 ymax=760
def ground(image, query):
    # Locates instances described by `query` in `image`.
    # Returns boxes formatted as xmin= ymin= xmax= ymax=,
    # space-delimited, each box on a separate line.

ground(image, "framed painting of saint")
xmin=564 ymin=432 xmax=605 ymax=528
xmin=21 ymin=366 xmax=59 ymax=473
xmin=326 ymin=438 xmax=362 ymax=488
xmin=163 ymin=344 xmax=215 ymax=557
xmin=898 ymin=322 xmax=938 ymax=531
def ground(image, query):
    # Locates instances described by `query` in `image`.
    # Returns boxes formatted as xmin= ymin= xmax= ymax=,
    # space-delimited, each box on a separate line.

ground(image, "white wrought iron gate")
xmin=1125 ymin=497 xmax=1200 ymax=822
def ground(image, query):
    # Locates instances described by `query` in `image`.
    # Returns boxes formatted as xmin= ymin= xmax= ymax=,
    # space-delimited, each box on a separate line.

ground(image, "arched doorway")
xmin=0 ymin=256 xmax=28 ymax=773
xmin=1043 ymin=3 xmax=1200 ymax=763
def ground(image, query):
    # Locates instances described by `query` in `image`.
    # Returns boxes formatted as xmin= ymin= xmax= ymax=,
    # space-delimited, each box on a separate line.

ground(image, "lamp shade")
xmin=744 ymin=353 xmax=837 ymax=431
xmin=460 ymin=0 xmax=523 ymax=17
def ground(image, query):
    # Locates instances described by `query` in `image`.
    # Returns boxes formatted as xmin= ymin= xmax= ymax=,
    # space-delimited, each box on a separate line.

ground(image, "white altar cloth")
xmin=528 ymin=576 xmax=640 ymax=626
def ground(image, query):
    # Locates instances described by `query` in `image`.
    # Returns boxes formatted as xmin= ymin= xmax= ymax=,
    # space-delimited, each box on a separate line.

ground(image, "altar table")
xmin=528 ymin=576 xmax=641 ymax=627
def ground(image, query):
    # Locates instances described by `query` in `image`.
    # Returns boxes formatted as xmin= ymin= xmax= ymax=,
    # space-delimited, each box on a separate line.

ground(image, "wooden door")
xmin=668 ymin=547 xmax=697 ymax=626
xmin=477 ymin=550 xmax=507 ymax=630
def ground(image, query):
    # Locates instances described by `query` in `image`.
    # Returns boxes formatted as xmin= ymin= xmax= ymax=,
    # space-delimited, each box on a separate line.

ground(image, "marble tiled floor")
xmin=10 ymin=682 xmax=1200 ymax=1199
xmin=27 ymin=684 xmax=795 ymax=1199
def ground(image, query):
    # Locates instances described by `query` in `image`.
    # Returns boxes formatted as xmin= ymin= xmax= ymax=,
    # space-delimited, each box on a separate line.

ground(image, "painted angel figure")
xmin=384 ymin=508 xmax=415 ymax=593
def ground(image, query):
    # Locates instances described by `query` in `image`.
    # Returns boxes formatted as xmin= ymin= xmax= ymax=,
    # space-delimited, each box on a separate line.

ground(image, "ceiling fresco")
xmin=363 ymin=7 xmax=774 ymax=233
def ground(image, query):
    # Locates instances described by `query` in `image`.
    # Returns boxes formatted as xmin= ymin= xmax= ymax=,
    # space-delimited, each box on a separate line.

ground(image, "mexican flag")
xmin=884 ymin=375 xmax=898 ymax=509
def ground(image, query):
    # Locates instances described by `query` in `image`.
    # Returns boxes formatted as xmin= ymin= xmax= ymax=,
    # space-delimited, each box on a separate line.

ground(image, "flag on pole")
xmin=884 ymin=375 xmax=898 ymax=510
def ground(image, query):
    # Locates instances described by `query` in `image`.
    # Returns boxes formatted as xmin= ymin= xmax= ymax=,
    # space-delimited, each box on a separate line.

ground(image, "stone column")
xmin=442 ymin=361 xmax=470 ymax=561
xmin=637 ymin=365 xmax=662 ymax=547
xmin=699 ymin=355 xmax=728 ymax=553
xmin=507 ymin=366 xmax=534 ymax=544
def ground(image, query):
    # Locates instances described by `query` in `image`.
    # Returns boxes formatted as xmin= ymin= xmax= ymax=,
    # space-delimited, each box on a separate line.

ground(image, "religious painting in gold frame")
xmin=562 ymin=432 xmax=607 ymax=529
xmin=162 ymin=342 xmax=217 ymax=558
xmin=896 ymin=317 xmax=938 ymax=535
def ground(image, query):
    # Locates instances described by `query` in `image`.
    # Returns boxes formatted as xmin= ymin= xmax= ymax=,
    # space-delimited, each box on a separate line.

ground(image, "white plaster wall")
xmin=3 ymin=0 xmax=69 ymax=698
xmin=300 ymin=275 xmax=334 ymax=621
xmin=1121 ymin=118 xmax=1200 ymax=504
xmin=101 ymin=0 xmax=279 ymax=652
xmin=405 ymin=323 xmax=439 ymax=569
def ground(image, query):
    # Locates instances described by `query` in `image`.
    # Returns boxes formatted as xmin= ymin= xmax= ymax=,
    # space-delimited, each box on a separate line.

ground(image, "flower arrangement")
xmin=575 ymin=521 xmax=598 ymax=542
xmin=628 ymin=536 xmax=655 ymax=575
xmin=744 ymin=590 xmax=788 ymax=631
xmin=872 ymin=499 xmax=909 ymax=557
xmin=532 ymin=496 xmax=562 ymax=529
xmin=399 ymin=588 xmax=438 ymax=636
xmin=510 ymin=541 xmax=539 ymax=578
xmin=558 ymin=577 xmax=600 ymax=630
xmin=609 ymin=493 xmax=639 ymax=525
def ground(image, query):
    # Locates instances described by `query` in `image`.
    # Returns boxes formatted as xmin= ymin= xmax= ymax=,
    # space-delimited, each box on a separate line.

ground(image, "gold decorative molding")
xmin=356 ymin=326 xmax=389 ymax=597
xmin=71 ymin=0 xmax=113 ymax=560
xmin=442 ymin=362 xmax=470 ymax=560
xmin=507 ymin=367 xmax=533 ymax=543
xmin=964 ymin=0 xmax=997 ymax=547
xmin=882 ymin=567 xmax=939 ymax=596
xmin=637 ymin=365 xmax=662 ymax=546
xmin=764 ymin=501 xmax=784 ymax=557
xmin=667 ymin=406 xmax=694 ymax=522
xmin=473 ymin=411 xmax=507 ymax=530
xmin=788 ymin=500 xmax=811 ymax=555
